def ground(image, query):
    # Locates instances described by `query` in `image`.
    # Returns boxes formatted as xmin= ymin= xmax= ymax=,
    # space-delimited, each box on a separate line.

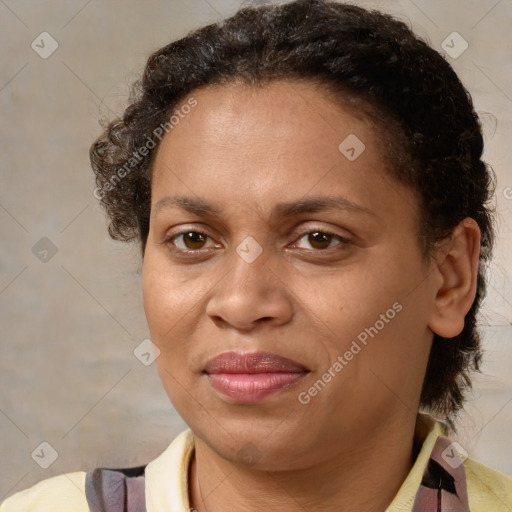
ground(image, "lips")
xmin=204 ymin=351 xmax=309 ymax=403
xmin=204 ymin=351 xmax=308 ymax=374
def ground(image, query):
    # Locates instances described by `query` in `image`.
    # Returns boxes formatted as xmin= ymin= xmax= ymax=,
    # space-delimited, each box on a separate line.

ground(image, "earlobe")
xmin=428 ymin=218 xmax=481 ymax=338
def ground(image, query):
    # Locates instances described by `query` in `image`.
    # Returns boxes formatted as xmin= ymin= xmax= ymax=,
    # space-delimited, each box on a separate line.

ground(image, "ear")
xmin=428 ymin=217 xmax=481 ymax=338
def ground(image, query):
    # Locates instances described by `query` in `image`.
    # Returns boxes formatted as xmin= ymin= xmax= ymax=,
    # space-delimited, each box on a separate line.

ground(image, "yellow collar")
xmin=144 ymin=413 xmax=444 ymax=511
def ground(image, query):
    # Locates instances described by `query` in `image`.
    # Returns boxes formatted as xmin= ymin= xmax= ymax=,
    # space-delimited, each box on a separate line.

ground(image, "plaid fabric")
xmin=413 ymin=435 xmax=470 ymax=511
xmin=85 ymin=465 xmax=146 ymax=512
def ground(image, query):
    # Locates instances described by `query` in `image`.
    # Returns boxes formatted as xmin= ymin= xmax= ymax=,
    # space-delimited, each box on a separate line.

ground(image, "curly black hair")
xmin=90 ymin=0 xmax=495 ymax=421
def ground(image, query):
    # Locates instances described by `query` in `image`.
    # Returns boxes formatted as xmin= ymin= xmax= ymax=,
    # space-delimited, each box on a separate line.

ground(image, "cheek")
xmin=303 ymin=250 xmax=428 ymax=374
xmin=141 ymin=250 xmax=218 ymax=383
xmin=142 ymin=253 xmax=191 ymax=363
xmin=301 ymin=262 xmax=398 ymax=339
xmin=142 ymin=256 xmax=195 ymax=400
xmin=142 ymin=251 xmax=196 ymax=332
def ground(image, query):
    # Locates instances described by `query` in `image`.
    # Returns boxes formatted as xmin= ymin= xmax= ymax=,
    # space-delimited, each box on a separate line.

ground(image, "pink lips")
xmin=204 ymin=351 xmax=309 ymax=403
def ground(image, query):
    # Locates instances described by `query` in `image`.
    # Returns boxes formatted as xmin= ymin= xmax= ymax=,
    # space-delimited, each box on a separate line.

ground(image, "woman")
xmin=2 ymin=0 xmax=511 ymax=510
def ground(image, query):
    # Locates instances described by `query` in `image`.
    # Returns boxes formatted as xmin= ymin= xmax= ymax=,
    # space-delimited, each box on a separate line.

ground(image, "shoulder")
xmin=0 ymin=430 xmax=193 ymax=512
xmin=0 ymin=471 xmax=89 ymax=511
xmin=465 ymin=456 xmax=512 ymax=512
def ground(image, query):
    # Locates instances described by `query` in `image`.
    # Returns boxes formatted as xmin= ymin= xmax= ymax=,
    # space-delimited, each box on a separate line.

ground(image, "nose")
xmin=205 ymin=244 xmax=294 ymax=331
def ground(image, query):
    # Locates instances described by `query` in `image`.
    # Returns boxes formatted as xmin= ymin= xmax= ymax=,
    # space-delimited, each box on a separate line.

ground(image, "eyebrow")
xmin=153 ymin=195 xmax=375 ymax=219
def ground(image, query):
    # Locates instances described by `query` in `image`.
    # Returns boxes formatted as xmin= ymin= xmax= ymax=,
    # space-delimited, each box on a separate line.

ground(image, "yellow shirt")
xmin=1 ymin=413 xmax=511 ymax=511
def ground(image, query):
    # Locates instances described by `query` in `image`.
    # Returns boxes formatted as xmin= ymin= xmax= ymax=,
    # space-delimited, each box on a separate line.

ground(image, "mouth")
xmin=204 ymin=351 xmax=310 ymax=403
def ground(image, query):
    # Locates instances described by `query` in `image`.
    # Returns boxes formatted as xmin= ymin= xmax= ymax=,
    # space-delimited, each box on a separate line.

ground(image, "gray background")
xmin=1 ymin=0 xmax=511 ymax=501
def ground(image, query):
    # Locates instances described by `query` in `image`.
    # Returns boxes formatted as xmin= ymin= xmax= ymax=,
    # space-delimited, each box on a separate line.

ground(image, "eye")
xmin=292 ymin=228 xmax=349 ymax=251
xmin=162 ymin=226 xmax=350 ymax=255
xmin=163 ymin=230 xmax=219 ymax=252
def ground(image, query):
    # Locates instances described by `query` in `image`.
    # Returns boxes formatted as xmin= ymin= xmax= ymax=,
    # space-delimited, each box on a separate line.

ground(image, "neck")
xmin=188 ymin=414 xmax=419 ymax=512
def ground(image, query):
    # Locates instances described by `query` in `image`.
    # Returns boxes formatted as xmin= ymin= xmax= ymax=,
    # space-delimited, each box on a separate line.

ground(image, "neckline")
xmin=145 ymin=413 xmax=444 ymax=511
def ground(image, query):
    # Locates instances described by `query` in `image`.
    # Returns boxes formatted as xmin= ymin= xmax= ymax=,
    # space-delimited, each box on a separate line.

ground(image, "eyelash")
xmin=162 ymin=226 xmax=350 ymax=255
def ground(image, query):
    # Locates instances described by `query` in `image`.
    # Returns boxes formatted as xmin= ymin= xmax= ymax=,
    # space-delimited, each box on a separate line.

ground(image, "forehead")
xmin=150 ymin=80 xmax=418 ymax=225
xmin=159 ymin=79 xmax=380 ymax=153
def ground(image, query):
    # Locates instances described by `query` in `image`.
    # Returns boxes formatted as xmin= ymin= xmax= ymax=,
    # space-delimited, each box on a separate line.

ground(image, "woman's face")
xmin=142 ymin=80 xmax=438 ymax=470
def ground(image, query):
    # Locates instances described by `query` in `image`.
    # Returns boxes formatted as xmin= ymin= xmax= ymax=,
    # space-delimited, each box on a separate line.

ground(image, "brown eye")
xmin=164 ymin=230 xmax=217 ymax=252
xmin=294 ymin=229 xmax=347 ymax=251
xmin=307 ymin=232 xmax=334 ymax=250
xmin=181 ymin=231 xmax=207 ymax=249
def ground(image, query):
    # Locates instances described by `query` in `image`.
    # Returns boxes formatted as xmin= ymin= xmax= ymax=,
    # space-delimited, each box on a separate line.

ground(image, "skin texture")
xmin=142 ymin=80 xmax=480 ymax=512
